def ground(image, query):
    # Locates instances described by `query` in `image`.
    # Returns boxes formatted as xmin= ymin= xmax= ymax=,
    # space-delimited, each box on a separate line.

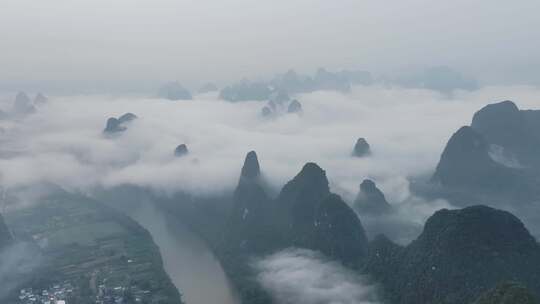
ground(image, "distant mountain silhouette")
xmin=352 ymin=137 xmax=371 ymax=157
xmin=158 ymin=82 xmax=193 ymax=100
xmin=198 ymin=83 xmax=218 ymax=94
xmin=220 ymin=68 xmax=373 ymax=102
xmin=174 ymin=144 xmax=189 ymax=157
xmin=393 ymin=66 xmax=478 ymax=95
xmin=220 ymin=81 xmax=272 ymax=102
xmin=13 ymin=91 xmax=36 ymax=115
xmin=287 ymin=99 xmax=302 ymax=113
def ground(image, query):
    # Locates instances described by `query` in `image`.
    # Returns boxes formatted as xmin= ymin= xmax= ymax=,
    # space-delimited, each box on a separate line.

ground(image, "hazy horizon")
xmin=2 ymin=2 xmax=540 ymax=304
xmin=2 ymin=0 xmax=540 ymax=93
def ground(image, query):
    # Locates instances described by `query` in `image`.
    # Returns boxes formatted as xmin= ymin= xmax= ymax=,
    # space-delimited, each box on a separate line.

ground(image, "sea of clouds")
xmin=0 ymin=85 xmax=539 ymax=240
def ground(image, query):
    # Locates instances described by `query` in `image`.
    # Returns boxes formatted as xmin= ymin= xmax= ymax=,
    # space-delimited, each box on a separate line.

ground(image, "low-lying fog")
xmin=254 ymin=248 xmax=380 ymax=304
xmin=1 ymin=85 xmax=539 ymax=215
xmin=2 ymin=84 xmax=540 ymax=303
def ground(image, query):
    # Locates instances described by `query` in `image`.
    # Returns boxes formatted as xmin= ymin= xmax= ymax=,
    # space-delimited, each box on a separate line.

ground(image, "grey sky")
xmin=2 ymin=0 xmax=540 ymax=92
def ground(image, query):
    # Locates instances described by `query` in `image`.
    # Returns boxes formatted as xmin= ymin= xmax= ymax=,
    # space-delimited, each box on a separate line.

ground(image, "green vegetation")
xmin=473 ymin=282 xmax=538 ymax=304
xmin=6 ymin=191 xmax=183 ymax=304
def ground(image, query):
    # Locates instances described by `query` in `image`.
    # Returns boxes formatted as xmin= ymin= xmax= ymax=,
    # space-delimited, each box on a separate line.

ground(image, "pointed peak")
xmin=360 ymin=179 xmax=377 ymax=192
xmin=288 ymin=99 xmax=302 ymax=113
xmin=13 ymin=91 xmax=35 ymax=113
xmin=241 ymin=151 xmax=260 ymax=179
xmin=353 ymin=137 xmax=371 ymax=157
xmin=174 ymin=144 xmax=189 ymax=157
xmin=355 ymin=179 xmax=392 ymax=215
xmin=296 ymin=162 xmax=326 ymax=180
xmin=288 ymin=162 xmax=330 ymax=194
xmin=279 ymin=162 xmax=330 ymax=202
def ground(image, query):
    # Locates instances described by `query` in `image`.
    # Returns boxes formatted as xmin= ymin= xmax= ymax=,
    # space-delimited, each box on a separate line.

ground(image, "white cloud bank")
xmin=253 ymin=248 xmax=380 ymax=304
xmin=0 ymin=85 xmax=539 ymax=237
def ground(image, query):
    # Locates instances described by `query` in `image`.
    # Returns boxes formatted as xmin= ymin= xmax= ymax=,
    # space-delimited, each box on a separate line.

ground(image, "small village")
xmin=16 ymin=276 xmax=154 ymax=304
xmin=17 ymin=282 xmax=72 ymax=304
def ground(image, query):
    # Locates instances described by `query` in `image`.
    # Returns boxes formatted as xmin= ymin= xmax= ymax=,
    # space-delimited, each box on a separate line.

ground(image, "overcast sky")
xmin=2 ymin=0 xmax=540 ymax=92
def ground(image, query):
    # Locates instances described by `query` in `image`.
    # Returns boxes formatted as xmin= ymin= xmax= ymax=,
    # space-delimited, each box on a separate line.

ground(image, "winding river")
xmin=129 ymin=203 xmax=240 ymax=304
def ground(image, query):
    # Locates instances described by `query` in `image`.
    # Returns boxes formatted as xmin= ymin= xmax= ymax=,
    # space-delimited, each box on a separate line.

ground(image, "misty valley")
xmin=1 ymin=77 xmax=540 ymax=304
xmin=3 ymin=2 xmax=540 ymax=303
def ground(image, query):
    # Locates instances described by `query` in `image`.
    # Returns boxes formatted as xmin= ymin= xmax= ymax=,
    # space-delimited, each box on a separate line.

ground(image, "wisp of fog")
xmin=253 ymin=248 xmax=380 ymax=304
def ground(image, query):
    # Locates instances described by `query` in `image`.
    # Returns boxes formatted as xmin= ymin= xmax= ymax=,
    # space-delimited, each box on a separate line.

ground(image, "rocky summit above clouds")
xmin=240 ymin=151 xmax=260 ymax=180
xmin=226 ymin=151 xmax=273 ymax=253
xmin=104 ymin=118 xmax=125 ymax=133
xmin=352 ymin=137 xmax=371 ymax=157
xmin=428 ymin=101 xmax=540 ymax=204
xmin=432 ymin=126 xmax=515 ymax=189
xmin=223 ymin=154 xmax=369 ymax=264
xmin=12 ymin=91 xmax=36 ymax=115
xmin=275 ymin=163 xmax=368 ymax=264
xmin=471 ymin=100 xmax=540 ymax=168
xmin=277 ymin=163 xmax=331 ymax=218
xmin=354 ymin=179 xmax=393 ymax=216
xmin=261 ymin=98 xmax=303 ymax=118
xmin=287 ymin=99 xmax=302 ymax=113
xmin=103 ymin=113 xmax=138 ymax=134
xmin=158 ymin=82 xmax=193 ymax=100
xmin=112 ymin=149 xmax=540 ymax=304
xmin=174 ymin=144 xmax=189 ymax=157
xmin=158 ymin=152 xmax=540 ymax=304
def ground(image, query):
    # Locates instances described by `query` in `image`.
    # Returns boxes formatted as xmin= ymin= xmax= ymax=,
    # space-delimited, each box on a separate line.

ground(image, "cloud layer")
xmin=1 ymin=85 xmax=540 ymax=240
xmin=253 ymin=248 xmax=380 ymax=304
